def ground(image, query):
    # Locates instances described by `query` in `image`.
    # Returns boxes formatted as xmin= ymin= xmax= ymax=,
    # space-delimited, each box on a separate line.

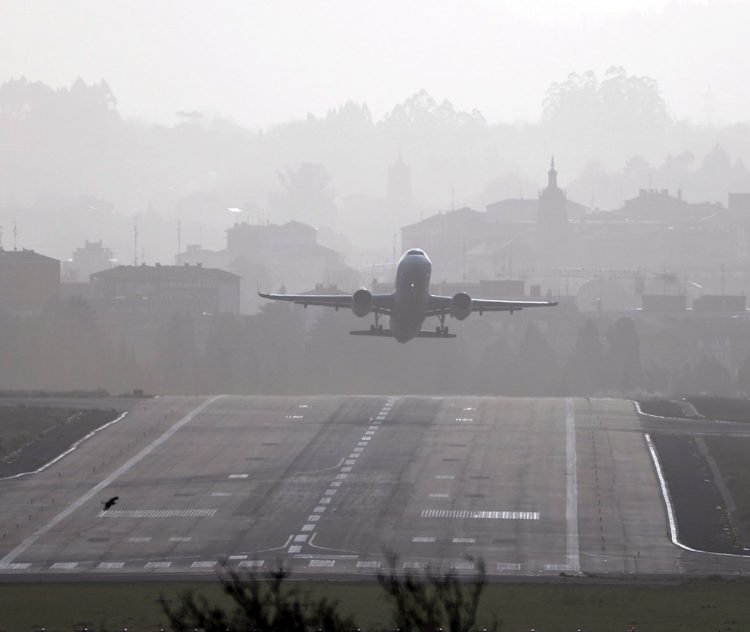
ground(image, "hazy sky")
xmin=2 ymin=0 xmax=748 ymax=128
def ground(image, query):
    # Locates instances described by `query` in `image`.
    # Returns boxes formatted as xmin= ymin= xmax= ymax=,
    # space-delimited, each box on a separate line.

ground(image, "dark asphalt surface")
xmin=0 ymin=395 xmax=748 ymax=581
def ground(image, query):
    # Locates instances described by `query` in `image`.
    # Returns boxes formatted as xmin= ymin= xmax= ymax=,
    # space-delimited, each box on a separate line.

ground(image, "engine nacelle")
xmin=451 ymin=292 xmax=472 ymax=321
xmin=351 ymin=288 xmax=373 ymax=317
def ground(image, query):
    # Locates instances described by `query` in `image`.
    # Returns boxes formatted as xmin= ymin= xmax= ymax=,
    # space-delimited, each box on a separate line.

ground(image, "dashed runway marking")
xmin=228 ymin=474 xmax=249 ymax=479
xmin=496 ymin=562 xmax=522 ymax=571
xmin=452 ymin=537 xmax=476 ymax=544
xmin=412 ymin=536 xmax=436 ymax=543
xmin=435 ymin=475 xmax=455 ymax=480
xmin=211 ymin=492 xmax=232 ymax=497
xmin=145 ymin=561 xmax=171 ymax=569
xmin=99 ymin=509 xmax=217 ymax=518
xmin=239 ymin=560 xmax=264 ymax=568
xmin=169 ymin=536 xmax=192 ymax=542
xmin=4 ymin=563 xmax=31 ymax=570
xmin=191 ymin=561 xmax=217 ymax=568
xmin=128 ymin=536 xmax=151 ymax=542
xmin=228 ymin=555 xmax=247 ymax=560
xmin=429 ymin=493 xmax=449 ymax=498
xmin=403 ymin=561 xmax=427 ymax=570
xmin=97 ymin=561 xmax=124 ymax=569
xmin=421 ymin=509 xmax=539 ymax=520
xmin=51 ymin=562 xmax=78 ymax=570
xmin=308 ymin=559 xmax=335 ymax=568
xmin=286 ymin=396 xmax=396 ymax=554
xmin=356 ymin=561 xmax=381 ymax=569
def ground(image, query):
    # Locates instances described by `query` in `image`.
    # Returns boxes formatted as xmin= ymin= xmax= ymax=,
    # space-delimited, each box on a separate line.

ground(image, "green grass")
xmin=3 ymin=579 xmax=750 ymax=631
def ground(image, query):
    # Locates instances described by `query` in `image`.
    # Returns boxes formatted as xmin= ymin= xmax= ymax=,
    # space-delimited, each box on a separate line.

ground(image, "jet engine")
xmin=451 ymin=292 xmax=472 ymax=320
xmin=351 ymin=288 xmax=373 ymax=317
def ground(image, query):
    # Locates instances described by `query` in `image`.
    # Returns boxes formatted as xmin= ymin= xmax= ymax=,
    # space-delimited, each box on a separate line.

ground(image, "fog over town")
xmin=1 ymin=1 xmax=750 ymax=397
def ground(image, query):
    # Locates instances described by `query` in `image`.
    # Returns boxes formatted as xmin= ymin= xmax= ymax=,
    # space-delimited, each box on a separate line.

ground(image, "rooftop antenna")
xmin=13 ymin=221 xmax=17 ymax=251
xmin=177 ymin=220 xmax=182 ymax=264
xmin=133 ymin=221 xmax=138 ymax=265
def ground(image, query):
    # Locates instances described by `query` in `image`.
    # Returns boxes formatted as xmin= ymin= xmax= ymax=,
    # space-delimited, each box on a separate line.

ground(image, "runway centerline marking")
xmin=286 ymin=397 xmax=397 ymax=553
xmin=565 ymin=398 xmax=580 ymax=573
xmin=0 ymin=395 xmax=222 ymax=568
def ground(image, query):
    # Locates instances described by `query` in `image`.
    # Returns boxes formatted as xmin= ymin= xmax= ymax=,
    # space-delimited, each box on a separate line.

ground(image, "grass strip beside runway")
xmin=3 ymin=579 xmax=750 ymax=631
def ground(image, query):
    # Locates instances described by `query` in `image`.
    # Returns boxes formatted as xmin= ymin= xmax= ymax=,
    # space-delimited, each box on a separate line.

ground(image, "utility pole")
xmin=177 ymin=220 xmax=182 ymax=265
xmin=133 ymin=222 xmax=138 ymax=266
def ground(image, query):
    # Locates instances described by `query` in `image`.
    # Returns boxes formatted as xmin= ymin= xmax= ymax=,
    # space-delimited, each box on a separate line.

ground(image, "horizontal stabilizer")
xmin=416 ymin=330 xmax=456 ymax=338
xmin=349 ymin=329 xmax=456 ymax=339
xmin=350 ymin=329 xmax=394 ymax=337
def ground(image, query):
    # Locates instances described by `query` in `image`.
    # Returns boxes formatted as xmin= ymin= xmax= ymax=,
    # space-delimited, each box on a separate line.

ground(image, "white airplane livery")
xmin=259 ymin=248 xmax=557 ymax=343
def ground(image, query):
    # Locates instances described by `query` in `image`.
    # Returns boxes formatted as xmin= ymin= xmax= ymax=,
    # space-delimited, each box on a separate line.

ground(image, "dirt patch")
xmin=0 ymin=406 xmax=122 ymax=478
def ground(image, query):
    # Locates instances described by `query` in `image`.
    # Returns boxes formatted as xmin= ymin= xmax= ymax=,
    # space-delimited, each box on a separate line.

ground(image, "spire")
xmin=548 ymin=155 xmax=558 ymax=189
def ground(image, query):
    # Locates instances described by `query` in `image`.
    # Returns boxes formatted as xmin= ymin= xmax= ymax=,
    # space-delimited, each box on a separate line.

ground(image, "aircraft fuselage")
xmin=391 ymin=249 xmax=432 ymax=343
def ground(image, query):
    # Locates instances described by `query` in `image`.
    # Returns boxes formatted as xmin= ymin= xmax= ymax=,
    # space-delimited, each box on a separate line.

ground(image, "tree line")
xmin=1 ymin=297 xmax=749 ymax=399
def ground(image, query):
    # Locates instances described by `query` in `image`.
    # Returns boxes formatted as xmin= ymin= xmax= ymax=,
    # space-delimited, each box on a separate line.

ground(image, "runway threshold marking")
xmin=565 ymin=398 xmax=581 ymax=573
xmin=0 ymin=395 xmax=222 ymax=568
xmin=421 ymin=509 xmax=539 ymax=520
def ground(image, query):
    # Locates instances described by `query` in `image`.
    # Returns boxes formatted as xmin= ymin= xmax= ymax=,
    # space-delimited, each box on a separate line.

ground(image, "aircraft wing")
xmin=259 ymin=292 xmax=395 ymax=313
xmin=427 ymin=295 xmax=557 ymax=316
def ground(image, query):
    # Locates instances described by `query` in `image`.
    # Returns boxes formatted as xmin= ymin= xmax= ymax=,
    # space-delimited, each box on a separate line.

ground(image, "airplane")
xmin=259 ymin=248 xmax=558 ymax=343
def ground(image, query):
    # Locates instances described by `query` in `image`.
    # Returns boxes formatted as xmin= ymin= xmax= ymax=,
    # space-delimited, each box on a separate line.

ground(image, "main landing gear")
xmin=435 ymin=313 xmax=450 ymax=336
xmin=370 ymin=312 xmax=384 ymax=332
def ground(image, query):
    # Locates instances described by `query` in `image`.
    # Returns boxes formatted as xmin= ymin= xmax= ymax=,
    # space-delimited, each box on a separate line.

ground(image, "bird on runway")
xmin=101 ymin=496 xmax=119 ymax=511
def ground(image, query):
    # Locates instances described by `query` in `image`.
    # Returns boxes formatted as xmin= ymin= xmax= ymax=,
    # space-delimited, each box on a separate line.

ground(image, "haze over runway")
xmin=1 ymin=395 xmax=749 ymax=579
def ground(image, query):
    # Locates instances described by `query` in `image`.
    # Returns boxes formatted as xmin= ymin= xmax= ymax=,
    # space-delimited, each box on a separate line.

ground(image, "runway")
xmin=0 ymin=395 xmax=748 ymax=579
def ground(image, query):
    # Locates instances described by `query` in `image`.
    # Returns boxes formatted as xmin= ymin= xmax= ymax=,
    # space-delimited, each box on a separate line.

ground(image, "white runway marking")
xmin=288 ymin=545 xmax=302 ymax=553
xmin=211 ymin=492 xmax=232 ymax=497
xmin=308 ymin=515 xmax=320 ymax=522
xmin=99 ymin=509 xmax=217 ymax=518
xmin=452 ymin=537 xmax=475 ymax=544
xmin=565 ymin=398 xmax=580 ymax=573
xmin=302 ymin=524 xmax=315 ymax=531
xmin=5 ymin=563 xmax=31 ymax=569
xmin=313 ymin=506 xmax=326 ymax=513
xmin=330 ymin=481 xmax=342 ymax=487
xmin=449 ymin=561 xmax=475 ymax=571
xmin=403 ymin=561 xmax=427 ymax=570
xmin=191 ymin=561 xmax=217 ymax=568
xmin=169 ymin=536 xmax=191 ymax=542
xmin=412 ymin=536 xmax=436 ymax=543
xmin=145 ymin=561 xmax=171 ymax=568
xmin=429 ymin=493 xmax=449 ymax=498
xmin=294 ymin=535 xmax=308 ymax=543
xmin=435 ymin=475 xmax=455 ymax=480
xmin=128 ymin=536 xmax=151 ymax=543
xmin=309 ymin=559 xmax=335 ymax=567
xmin=0 ymin=396 xmax=222 ymax=569
xmin=228 ymin=555 xmax=247 ymax=560
xmin=239 ymin=560 xmax=264 ymax=568
xmin=496 ymin=562 xmax=521 ymax=571
xmin=356 ymin=560 xmax=381 ymax=569
xmin=97 ymin=561 xmax=124 ymax=569
xmin=228 ymin=474 xmax=249 ymax=479
xmin=51 ymin=562 xmax=78 ymax=570
xmin=421 ymin=509 xmax=539 ymax=520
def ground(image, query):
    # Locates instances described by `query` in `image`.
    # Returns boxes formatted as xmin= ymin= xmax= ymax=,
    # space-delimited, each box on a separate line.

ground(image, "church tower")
xmin=537 ymin=156 xmax=568 ymax=227
xmin=387 ymin=152 xmax=413 ymax=209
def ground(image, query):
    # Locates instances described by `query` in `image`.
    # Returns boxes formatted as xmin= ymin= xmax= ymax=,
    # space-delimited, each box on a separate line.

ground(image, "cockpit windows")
xmin=406 ymin=249 xmax=425 ymax=256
